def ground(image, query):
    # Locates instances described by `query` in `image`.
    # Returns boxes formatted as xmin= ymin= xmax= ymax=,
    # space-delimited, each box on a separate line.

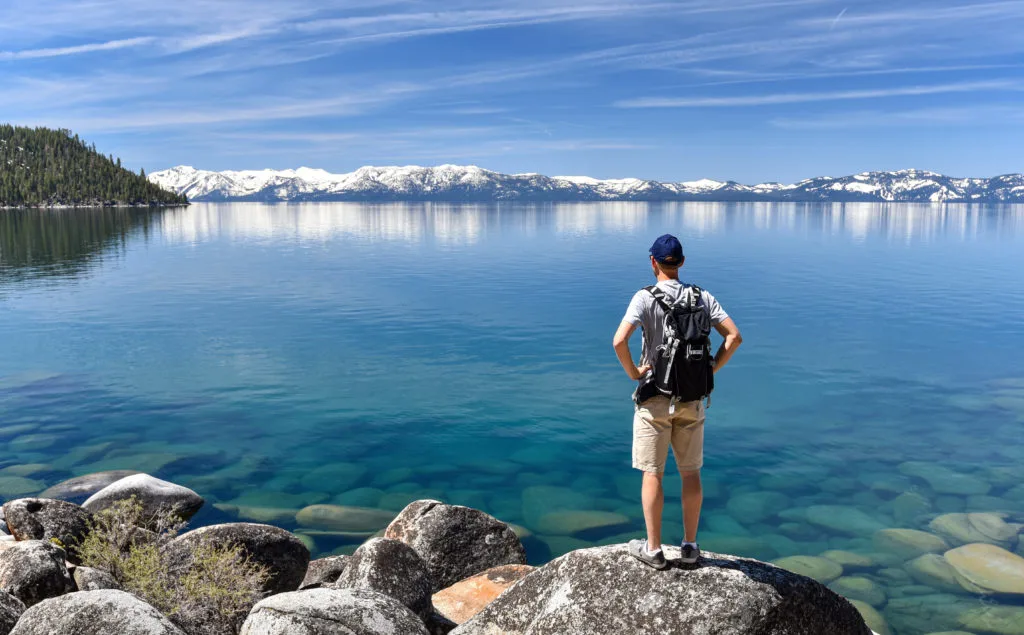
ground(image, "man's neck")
xmin=655 ymin=272 xmax=678 ymax=282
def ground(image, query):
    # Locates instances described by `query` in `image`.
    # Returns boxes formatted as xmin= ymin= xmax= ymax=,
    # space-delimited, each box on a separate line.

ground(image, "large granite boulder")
xmin=335 ymin=537 xmax=433 ymax=617
xmin=771 ymin=555 xmax=844 ymax=584
xmin=164 ymin=522 xmax=309 ymax=594
xmin=944 ymin=543 xmax=1024 ymax=595
xmin=8 ymin=590 xmax=186 ymax=635
xmin=903 ymin=553 xmax=964 ymax=594
xmin=71 ymin=567 xmax=120 ymax=592
xmin=828 ymin=576 xmax=887 ymax=607
xmin=0 ymin=592 xmax=25 ymax=635
xmin=899 ymin=462 xmax=991 ymax=496
xmin=882 ymin=593 xmax=977 ymax=634
xmin=0 ymin=541 xmax=73 ymax=607
xmin=300 ymin=555 xmax=351 ymax=589
xmin=820 ymin=550 xmax=877 ymax=572
xmin=240 ymin=587 xmax=429 ymax=635
xmin=451 ymin=545 xmax=871 ymax=635
xmin=873 ymin=529 xmax=949 ymax=560
xmin=957 ymin=603 xmax=1024 ymax=635
xmin=82 ymin=474 xmax=204 ymax=525
xmin=385 ymin=500 xmax=527 ymax=591
xmin=433 ymin=564 xmax=535 ymax=625
xmin=295 ymin=505 xmax=396 ymax=532
xmin=805 ymin=505 xmax=886 ymax=536
xmin=38 ymin=471 xmax=140 ymax=503
xmin=1 ymin=499 xmax=92 ymax=559
xmin=725 ymin=491 xmax=789 ymax=524
xmin=929 ymin=513 xmax=1022 ymax=550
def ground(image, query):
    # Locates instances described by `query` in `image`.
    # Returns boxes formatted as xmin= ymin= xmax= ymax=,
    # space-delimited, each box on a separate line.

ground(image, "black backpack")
xmin=636 ymin=284 xmax=714 ymax=404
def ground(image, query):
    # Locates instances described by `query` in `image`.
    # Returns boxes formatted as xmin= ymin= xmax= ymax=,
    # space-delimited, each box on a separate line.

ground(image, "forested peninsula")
xmin=1 ymin=125 xmax=188 ymax=208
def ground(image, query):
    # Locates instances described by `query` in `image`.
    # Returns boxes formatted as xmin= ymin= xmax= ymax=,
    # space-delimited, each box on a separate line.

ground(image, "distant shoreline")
xmin=148 ymin=196 xmax=1024 ymax=205
xmin=8 ymin=199 xmax=1024 ymax=208
xmin=1 ymin=202 xmax=191 ymax=210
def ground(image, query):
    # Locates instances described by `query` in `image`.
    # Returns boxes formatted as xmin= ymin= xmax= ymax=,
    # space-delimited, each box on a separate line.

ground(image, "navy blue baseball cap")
xmin=649 ymin=234 xmax=684 ymax=265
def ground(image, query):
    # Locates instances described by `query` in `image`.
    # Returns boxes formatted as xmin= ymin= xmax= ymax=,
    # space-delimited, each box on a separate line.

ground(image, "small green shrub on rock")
xmin=74 ymin=497 xmax=269 ymax=635
xmin=74 ymin=497 xmax=182 ymax=584
xmin=174 ymin=539 xmax=270 ymax=635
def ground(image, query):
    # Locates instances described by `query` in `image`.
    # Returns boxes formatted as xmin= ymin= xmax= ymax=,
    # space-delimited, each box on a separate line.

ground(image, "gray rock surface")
xmin=8 ymin=589 xmax=186 ymax=635
xmin=82 ymin=474 xmax=204 ymax=525
xmin=385 ymin=500 xmax=526 ymax=592
xmin=0 ymin=592 xmax=25 ymax=635
xmin=336 ymin=537 xmax=433 ymax=617
xmin=240 ymin=587 xmax=429 ymax=635
xmin=0 ymin=541 xmax=73 ymax=607
xmin=1 ymin=499 xmax=92 ymax=560
xmin=299 ymin=555 xmax=350 ymax=589
xmin=38 ymin=471 xmax=140 ymax=502
xmin=71 ymin=567 xmax=120 ymax=592
xmin=451 ymin=545 xmax=871 ymax=635
xmin=164 ymin=522 xmax=309 ymax=594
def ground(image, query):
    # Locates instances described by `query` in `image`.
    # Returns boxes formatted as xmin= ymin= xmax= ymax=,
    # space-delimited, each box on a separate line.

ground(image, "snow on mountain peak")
xmin=148 ymin=165 xmax=1024 ymax=203
xmin=680 ymin=178 xmax=726 ymax=191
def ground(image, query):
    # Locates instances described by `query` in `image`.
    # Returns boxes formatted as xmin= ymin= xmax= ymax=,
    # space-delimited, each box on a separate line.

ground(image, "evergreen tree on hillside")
xmin=0 ymin=125 xmax=188 ymax=207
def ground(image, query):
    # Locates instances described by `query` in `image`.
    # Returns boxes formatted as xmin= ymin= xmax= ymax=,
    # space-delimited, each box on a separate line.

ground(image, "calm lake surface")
xmin=2 ymin=202 xmax=1023 ymax=634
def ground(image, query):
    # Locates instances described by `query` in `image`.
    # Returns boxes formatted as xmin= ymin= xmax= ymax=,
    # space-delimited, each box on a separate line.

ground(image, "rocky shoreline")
xmin=0 ymin=471 xmax=880 ymax=635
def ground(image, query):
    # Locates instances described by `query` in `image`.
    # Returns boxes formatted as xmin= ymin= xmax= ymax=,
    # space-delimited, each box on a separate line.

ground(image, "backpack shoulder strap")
xmin=682 ymin=284 xmax=706 ymax=310
xmin=644 ymin=285 xmax=675 ymax=313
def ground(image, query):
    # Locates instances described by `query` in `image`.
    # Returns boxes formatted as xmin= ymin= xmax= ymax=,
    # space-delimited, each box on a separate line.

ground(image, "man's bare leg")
xmin=681 ymin=469 xmax=703 ymax=543
xmin=642 ymin=470 xmax=665 ymax=549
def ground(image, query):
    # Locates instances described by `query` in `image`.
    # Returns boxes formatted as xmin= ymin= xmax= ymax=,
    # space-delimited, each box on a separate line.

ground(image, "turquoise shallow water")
xmin=2 ymin=202 xmax=1024 ymax=634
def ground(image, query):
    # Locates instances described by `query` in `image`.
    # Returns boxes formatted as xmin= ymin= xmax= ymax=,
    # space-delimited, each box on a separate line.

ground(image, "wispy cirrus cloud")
xmin=0 ymin=36 xmax=155 ymax=61
xmin=771 ymin=105 xmax=1024 ymax=129
xmin=615 ymin=80 xmax=1021 ymax=108
xmin=302 ymin=1 xmax=817 ymax=46
xmin=301 ymin=3 xmax=680 ymax=32
xmin=798 ymin=0 xmax=1024 ymax=28
xmin=27 ymin=84 xmax=425 ymax=132
xmin=681 ymin=63 xmax=1024 ymax=88
xmin=212 ymin=126 xmax=501 ymax=144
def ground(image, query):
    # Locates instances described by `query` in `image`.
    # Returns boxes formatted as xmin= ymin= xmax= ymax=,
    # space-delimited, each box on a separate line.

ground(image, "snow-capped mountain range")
xmin=150 ymin=165 xmax=1024 ymax=203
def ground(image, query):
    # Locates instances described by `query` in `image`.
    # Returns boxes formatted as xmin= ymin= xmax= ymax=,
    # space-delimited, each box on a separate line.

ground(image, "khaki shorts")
xmin=632 ymin=395 xmax=705 ymax=473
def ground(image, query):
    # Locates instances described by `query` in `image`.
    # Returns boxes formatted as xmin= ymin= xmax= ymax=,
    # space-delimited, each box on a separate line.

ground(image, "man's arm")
xmin=711 ymin=317 xmax=742 ymax=373
xmin=613 ymin=320 xmax=651 ymax=381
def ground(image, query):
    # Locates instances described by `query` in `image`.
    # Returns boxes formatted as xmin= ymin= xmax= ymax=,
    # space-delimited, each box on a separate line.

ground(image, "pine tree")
xmin=0 ymin=124 xmax=187 ymax=207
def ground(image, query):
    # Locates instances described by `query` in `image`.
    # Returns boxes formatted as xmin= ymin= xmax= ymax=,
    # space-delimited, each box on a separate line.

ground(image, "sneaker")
xmin=628 ymin=539 xmax=668 ymax=570
xmin=680 ymin=542 xmax=701 ymax=564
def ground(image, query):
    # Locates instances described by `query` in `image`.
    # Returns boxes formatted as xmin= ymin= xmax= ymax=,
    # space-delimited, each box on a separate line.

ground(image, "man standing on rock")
xmin=612 ymin=234 xmax=742 ymax=568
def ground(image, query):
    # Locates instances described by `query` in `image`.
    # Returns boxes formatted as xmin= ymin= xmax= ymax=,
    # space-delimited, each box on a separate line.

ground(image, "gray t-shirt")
xmin=623 ymin=279 xmax=729 ymax=367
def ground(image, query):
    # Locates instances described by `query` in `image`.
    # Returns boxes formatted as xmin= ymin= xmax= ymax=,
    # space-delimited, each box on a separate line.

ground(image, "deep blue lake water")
xmin=2 ymin=202 xmax=1023 ymax=634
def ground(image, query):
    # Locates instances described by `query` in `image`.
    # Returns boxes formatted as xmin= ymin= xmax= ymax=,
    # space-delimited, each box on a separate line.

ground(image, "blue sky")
xmin=2 ymin=0 xmax=1023 ymax=182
